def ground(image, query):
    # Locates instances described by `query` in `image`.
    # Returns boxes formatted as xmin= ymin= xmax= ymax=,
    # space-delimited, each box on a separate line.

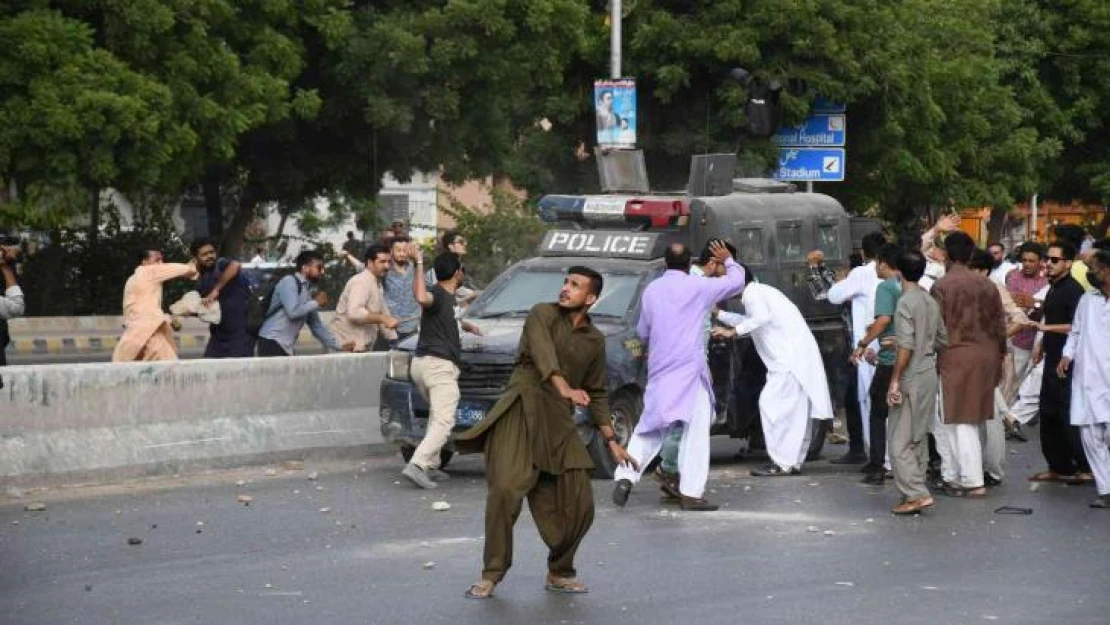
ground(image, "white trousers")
xmin=934 ymin=419 xmax=985 ymax=489
xmin=615 ymin=389 xmax=712 ymax=498
xmin=1010 ymin=360 xmax=1043 ymax=425
xmin=981 ymin=389 xmax=1007 ymax=481
xmin=1079 ymin=424 xmax=1110 ymax=496
xmin=761 ymin=372 xmax=816 ymax=471
xmin=857 ymin=361 xmax=876 ymax=452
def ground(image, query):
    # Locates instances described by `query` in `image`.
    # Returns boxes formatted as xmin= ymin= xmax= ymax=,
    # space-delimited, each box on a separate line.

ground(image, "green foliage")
xmin=442 ymin=190 xmax=550 ymax=288
xmin=20 ymin=208 xmax=190 ymax=316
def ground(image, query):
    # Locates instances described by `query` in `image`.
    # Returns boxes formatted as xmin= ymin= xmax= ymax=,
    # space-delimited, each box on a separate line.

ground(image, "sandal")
xmin=1067 ymin=472 xmax=1095 ymax=486
xmin=1028 ymin=471 xmax=1066 ymax=483
xmin=464 ymin=579 xmax=496 ymax=600
xmin=545 ymin=575 xmax=589 ymax=594
xmin=938 ymin=481 xmax=969 ymax=497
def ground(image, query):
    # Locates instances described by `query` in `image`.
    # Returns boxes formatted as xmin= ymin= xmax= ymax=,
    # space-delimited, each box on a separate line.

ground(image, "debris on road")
xmin=823 ymin=530 xmax=836 ymax=536
xmin=283 ymin=460 xmax=305 ymax=471
xmin=431 ymin=501 xmax=452 ymax=511
xmin=835 ymin=581 xmax=855 ymax=587
xmin=235 ymin=480 xmax=247 ymax=487
xmin=319 ymin=507 xmax=332 ymax=514
xmin=237 ymin=494 xmax=253 ymax=506
xmin=264 ymin=469 xmax=278 ymax=477
xmin=807 ymin=526 xmax=819 ymax=533
xmin=127 ymin=537 xmax=143 ymax=545
xmin=423 ymin=562 xmax=435 ymax=570
xmin=307 ymin=472 xmax=319 ymax=481
xmin=24 ymin=502 xmax=46 ymax=512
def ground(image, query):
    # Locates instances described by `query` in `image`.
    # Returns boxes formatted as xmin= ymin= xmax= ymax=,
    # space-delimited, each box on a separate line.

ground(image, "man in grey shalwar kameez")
xmin=886 ymin=251 xmax=948 ymax=515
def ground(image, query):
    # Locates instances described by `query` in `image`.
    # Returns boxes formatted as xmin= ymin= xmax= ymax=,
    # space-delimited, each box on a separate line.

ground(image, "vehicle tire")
xmin=588 ymin=393 xmax=642 ymax=480
xmin=399 ymin=445 xmax=453 ymax=469
xmin=805 ymin=419 xmax=832 ymax=461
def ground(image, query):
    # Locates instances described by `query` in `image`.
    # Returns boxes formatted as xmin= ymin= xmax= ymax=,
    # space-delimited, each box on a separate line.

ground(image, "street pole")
xmin=805 ymin=181 xmax=813 ymax=193
xmin=1031 ymin=193 xmax=1039 ymax=241
xmin=610 ymin=0 xmax=621 ymax=78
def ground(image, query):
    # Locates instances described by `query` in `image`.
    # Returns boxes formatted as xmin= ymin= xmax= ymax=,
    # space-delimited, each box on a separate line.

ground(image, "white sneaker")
xmin=402 ymin=463 xmax=437 ymax=489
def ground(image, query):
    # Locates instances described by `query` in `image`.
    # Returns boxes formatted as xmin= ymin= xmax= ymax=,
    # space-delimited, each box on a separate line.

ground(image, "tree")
xmin=441 ymin=189 xmax=550 ymax=288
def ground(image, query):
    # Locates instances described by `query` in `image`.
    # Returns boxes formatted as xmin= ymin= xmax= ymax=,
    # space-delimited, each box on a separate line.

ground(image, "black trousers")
xmin=867 ymin=364 xmax=894 ymax=469
xmin=844 ymin=364 xmax=865 ymax=453
xmin=256 ymin=337 xmax=289 ymax=358
xmin=1038 ymin=366 xmax=1090 ymax=475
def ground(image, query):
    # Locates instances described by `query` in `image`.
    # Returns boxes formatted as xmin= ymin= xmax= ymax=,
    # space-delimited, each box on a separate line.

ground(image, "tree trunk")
xmin=985 ymin=205 xmax=1009 ymax=245
xmin=204 ymin=170 xmax=224 ymax=240
xmin=222 ymin=206 xmax=257 ymax=259
xmin=88 ymin=186 xmax=100 ymax=248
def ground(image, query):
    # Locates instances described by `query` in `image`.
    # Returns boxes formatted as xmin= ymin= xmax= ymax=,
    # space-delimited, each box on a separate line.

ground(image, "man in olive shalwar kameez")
xmin=455 ymin=266 xmax=637 ymax=600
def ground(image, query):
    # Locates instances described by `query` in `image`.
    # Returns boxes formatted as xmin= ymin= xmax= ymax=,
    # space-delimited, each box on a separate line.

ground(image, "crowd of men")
xmin=108 ymin=229 xmax=472 ymax=363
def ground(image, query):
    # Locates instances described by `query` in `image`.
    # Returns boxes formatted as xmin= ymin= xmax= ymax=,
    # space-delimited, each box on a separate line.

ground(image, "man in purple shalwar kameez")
xmin=612 ymin=241 xmax=746 ymax=510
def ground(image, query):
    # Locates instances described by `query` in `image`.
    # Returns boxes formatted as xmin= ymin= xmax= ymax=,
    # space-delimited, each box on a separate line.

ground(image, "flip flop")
xmin=545 ymin=577 xmax=589 ymax=594
xmin=1028 ymin=471 xmax=1066 ymax=483
xmin=464 ymin=580 xmax=496 ymax=600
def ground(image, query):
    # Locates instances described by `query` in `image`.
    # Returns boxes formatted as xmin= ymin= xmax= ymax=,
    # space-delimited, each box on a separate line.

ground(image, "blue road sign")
xmin=772 ymin=113 xmax=846 ymax=147
xmin=813 ymin=97 xmax=846 ymax=113
xmin=775 ymin=148 xmax=846 ymax=182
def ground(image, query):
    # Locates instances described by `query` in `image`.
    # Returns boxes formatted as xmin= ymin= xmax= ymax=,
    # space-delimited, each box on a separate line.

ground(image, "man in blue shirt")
xmin=257 ymin=250 xmax=354 ymax=357
xmin=191 ymin=238 xmax=253 ymax=358
xmin=383 ymin=236 xmax=422 ymax=344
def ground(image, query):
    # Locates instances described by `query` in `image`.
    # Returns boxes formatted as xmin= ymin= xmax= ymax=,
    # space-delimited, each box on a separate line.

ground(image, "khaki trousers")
xmin=888 ymin=372 xmax=936 ymax=501
xmin=410 ymin=356 xmax=460 ymax=470
xmin=481 ymin=409 xmax=594 ymax=584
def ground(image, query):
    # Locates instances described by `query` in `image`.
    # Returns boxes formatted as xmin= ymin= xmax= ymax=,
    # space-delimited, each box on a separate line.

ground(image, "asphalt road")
xmin=2 ymin=434 xmax=1107 ymax=625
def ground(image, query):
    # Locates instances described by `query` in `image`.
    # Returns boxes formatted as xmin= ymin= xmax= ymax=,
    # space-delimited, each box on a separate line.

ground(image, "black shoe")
xmin=1089 ymin=495 xmax=1110 ymax=509
xmin=861 ymin=472 xmax=885 ymax=486
xmin=750 ymin=464 xmax=800 ymax=477
xmin=679 ymin=496 xmax=720 ymax=511
xmin=829 ymin=451 xmax=867 ymax=465
xmin=860 ymin=462 xmax=884 ymax=474
xmin=1005 ymin=423 xmax=1028 ymax=443
xmin=984 ymin=474 xmax=1002 ymax=488
xmin=612 ymin=479 xmax=633 ymax=507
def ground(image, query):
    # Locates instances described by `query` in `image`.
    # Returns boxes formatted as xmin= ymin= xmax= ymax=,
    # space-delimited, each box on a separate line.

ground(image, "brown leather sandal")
xmin=464 ymin=579 xmax=496 ymax=599
xmin=545 ymin=575 xmax=589 ymax=594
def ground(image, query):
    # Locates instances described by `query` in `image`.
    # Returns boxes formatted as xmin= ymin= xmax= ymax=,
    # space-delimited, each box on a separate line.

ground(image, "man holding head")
xmin=455 ymin=266 xmax=637 ymax=599
xmin=612 ymin=241 xmax=746 ymax=511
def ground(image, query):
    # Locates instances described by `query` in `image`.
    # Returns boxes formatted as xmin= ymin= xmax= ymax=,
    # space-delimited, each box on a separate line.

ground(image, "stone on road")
xmin=0 ymin=437 xmax=1106 ymax=625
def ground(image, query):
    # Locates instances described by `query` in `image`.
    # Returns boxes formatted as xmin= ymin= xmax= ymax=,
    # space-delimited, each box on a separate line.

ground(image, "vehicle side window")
xmin=732 ymin=227 xmax=765 ymax=264
xmin=776 ymin=221 xmax=805 ymax=263
xmin=816 ymin=221 xmax=841 ymax=260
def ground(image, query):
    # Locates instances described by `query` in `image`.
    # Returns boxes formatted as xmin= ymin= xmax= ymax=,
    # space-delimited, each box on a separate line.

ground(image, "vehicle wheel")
xmin=399 ymin=445 xmax=453 ymax=469
xmin=588 ymin=393 xmax=642 ymax=480
xmin=805 ymin=419 xmax=832 ymax=461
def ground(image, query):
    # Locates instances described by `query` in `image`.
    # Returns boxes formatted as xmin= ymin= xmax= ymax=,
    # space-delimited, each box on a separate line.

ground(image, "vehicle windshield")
xmin=470 ymin=269 xmax=647 ymax=320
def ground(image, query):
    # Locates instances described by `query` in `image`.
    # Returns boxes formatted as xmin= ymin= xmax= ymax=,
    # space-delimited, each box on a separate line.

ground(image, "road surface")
xmin=2 ymin=434 xmax=1106 ymax=625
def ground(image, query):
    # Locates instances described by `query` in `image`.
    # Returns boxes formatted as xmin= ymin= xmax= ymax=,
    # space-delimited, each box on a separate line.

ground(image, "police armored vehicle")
xmin=380 ymin=152 xmax=876 ymax=478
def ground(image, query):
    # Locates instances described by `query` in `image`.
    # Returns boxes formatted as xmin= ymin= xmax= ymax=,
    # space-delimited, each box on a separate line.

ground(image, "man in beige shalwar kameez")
xmin=112 ymin=249 xmax=198 ymax=362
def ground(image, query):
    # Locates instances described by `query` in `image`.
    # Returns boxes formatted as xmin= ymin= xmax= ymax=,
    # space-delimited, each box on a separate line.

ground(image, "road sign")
xmin=813 ymin=97 xmax=846 ymax=113
xmin=775 ymin=148 xmax=846 ymax=182
xmin=772 ymin=114 xmax=846 ymax=147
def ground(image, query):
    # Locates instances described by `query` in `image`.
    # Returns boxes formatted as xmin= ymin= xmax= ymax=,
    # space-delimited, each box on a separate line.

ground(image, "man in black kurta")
xmin=455 ymin=267 xmax=635 ymax=599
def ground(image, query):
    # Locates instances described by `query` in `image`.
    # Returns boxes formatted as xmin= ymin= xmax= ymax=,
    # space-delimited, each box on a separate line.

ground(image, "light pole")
xmin=610 ymin=0 xmax=621 ymax=78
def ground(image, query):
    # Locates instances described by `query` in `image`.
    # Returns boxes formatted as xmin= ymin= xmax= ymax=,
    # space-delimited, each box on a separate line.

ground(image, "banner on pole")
xmin=594 ymin=78 xmax=636 ymax=148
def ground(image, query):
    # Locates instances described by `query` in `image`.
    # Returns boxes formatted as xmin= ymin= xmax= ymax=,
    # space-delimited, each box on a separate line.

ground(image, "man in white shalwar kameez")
xmin=828 ymin=233 xmax=885 ymax=461
xmin=717 ymin=283 xmax=834 ymax=476
xmin=1058 ymin=250 xmax=1110 ymax=509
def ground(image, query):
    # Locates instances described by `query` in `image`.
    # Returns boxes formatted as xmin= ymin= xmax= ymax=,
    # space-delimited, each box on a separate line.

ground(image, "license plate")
xmin=455 ymin=402 xmax=488 ymax=427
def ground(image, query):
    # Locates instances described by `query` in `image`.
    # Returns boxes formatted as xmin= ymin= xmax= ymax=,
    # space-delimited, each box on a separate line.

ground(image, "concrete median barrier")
xmin=3 ymin=314 xmax=337 ymax=362
xmin=0 ymin=352 xmax=389 ymax=488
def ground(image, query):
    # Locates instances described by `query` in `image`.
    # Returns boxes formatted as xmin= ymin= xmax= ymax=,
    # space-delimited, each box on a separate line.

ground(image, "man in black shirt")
xmin=402 ymin=246 xmax=482 ymax=489
xmin=1030 ymin=241 xmax=1092 ymax=484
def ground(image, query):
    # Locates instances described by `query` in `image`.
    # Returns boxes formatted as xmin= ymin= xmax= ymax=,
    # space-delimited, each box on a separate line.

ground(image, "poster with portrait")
xmin=594 ymin=78 xmax=636 ymax=149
